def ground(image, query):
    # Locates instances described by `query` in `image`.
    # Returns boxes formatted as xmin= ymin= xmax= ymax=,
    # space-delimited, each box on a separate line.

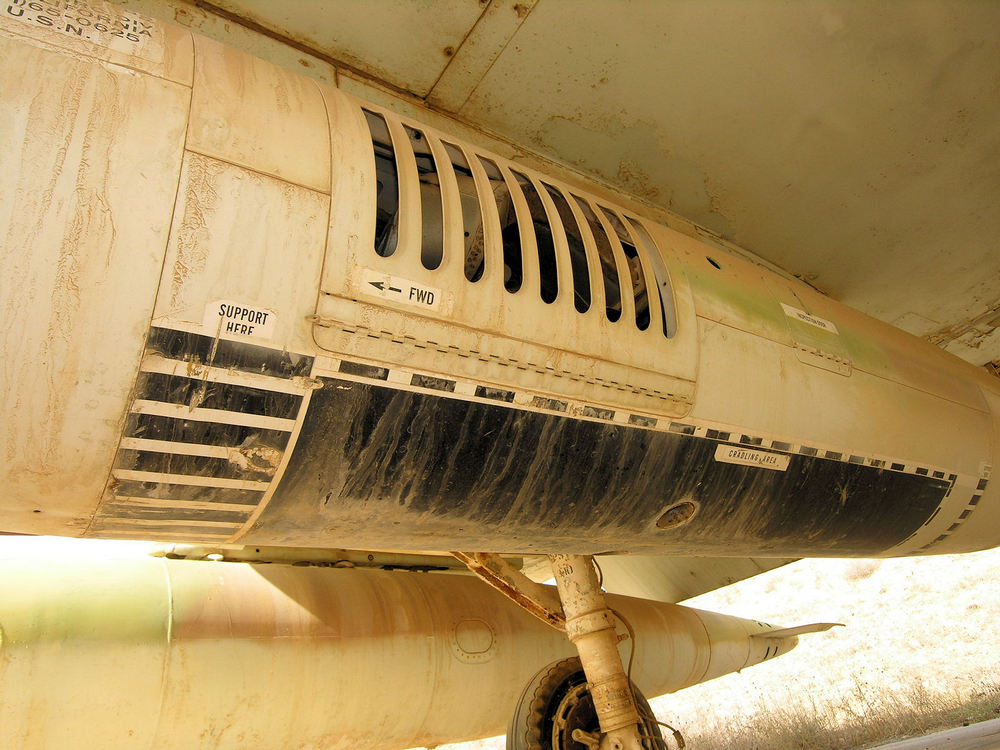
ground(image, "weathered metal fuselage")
xmin=1 ymin=1 xmax=998 ymax=558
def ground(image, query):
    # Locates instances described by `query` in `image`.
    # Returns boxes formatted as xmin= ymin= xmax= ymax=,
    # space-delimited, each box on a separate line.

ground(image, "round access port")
xmin=656 ymin=500 xmax=699 ymax=529
xmin=451 ymin=618 xmax=496 ymax=664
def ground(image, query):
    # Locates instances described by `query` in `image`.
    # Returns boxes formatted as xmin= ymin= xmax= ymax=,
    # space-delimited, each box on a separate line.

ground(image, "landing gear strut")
xmin=456 ymin=551 xmax=667 ymax=749
xmin=545 ymin=554 xmax=658 ymax=750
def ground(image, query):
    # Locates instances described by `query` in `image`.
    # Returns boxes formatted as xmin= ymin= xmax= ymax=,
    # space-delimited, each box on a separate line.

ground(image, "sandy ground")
xmin=656 ymin=549 xmax=1000 ymax=733
xmin=436 ymin=547 xmax=1000 ymax=749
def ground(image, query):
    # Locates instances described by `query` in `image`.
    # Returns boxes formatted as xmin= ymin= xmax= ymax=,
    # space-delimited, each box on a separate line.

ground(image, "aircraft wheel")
xmin=507 ymin=656 xmax=664 ymax=749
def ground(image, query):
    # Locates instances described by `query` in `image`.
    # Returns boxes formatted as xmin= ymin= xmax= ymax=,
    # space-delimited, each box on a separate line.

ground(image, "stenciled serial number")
xmin=5 ymin=0 xmax=156 ymax=44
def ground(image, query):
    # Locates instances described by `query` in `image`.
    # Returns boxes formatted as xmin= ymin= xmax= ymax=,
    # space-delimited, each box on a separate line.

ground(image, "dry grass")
xmin=651 ymin=548 xmax=1000 ymax=749
xmin=435 ymin=548 xmax=1000 ymax=750
xmin=675 ymin=678 xmax=1000 ymax=750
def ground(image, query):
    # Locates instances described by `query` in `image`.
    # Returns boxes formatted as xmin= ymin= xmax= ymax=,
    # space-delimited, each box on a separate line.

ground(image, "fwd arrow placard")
xmin=360 ymin=269 xmax=442 ymax=312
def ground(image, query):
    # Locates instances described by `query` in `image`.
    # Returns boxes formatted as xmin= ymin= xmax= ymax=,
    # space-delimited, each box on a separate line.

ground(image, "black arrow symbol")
xmin=369 ymin=280 xmax=403 ymax=293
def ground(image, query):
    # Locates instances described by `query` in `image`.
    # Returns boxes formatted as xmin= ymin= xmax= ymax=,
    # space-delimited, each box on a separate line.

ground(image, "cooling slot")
xmin=363 ymin=108 xmax=400 ymax=258
xmin=512 ymin=170 xmax=558 ymax=304
xmin=146 ymin=327 xmax=313 ymax=378
xmin=357 ymin=106 xmax=677 ymax=339
xmin=404 ymin=124 xmax=446 ymax=271
xmin=542 ymin=182 xmax=591 ymax=313
xmin=126 ymin=413 xmax=292 ymax=450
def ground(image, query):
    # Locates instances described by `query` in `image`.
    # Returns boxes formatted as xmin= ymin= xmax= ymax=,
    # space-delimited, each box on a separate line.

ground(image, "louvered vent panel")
xmin=88 ymin=327 xmax=314 ymax=542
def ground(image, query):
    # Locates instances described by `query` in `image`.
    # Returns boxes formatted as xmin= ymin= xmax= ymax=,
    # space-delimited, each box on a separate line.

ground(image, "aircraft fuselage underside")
xmin=88 ymin=325 xmax=968 ymax=557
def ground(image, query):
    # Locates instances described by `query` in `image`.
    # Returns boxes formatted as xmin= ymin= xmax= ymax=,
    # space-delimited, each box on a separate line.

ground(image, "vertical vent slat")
xmin=359 ymin=107 xmax=679 ymax=341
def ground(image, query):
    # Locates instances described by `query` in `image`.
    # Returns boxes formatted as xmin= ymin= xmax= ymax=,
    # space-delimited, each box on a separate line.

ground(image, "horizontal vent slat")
xmin=99 ymin=505 xmax=251 ymax=524
xmin=119 ymin=437 xmax=234 ymax=459
xmin=126 ymin=413 xmax=292 ymax=451
xmin=116 ymin=448 xmax=277 ymax=482
xmin=112 ymin=496 xmax=260 ymax=512
xmin=141 ymin=353 xmax=312 ymax=395
xmin=146 ymin=327 xmax=313 ymax=380
xmin=134 ymin=372 xmax=301 ymax=419
xmin=112 ymin=469 xmax=271 ymax=491
xmin=92 ymin=518 xmax=244 ymax=529
xmin=112 ymin=480 xmax=265 ymax=504
xmin=130 ymin=400 xmax=296 ymax=431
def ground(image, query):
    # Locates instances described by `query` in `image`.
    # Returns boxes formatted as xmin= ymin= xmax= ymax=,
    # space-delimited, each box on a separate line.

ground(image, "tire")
xmin=506 ymin=657 xmax=664 ymax=750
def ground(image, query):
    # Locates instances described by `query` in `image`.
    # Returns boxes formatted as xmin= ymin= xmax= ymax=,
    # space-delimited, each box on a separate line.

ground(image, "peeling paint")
xmin=169 ymin=154 xmax=221 ymax=310
xmin=227 ymin=442 xmax=282 ymax=478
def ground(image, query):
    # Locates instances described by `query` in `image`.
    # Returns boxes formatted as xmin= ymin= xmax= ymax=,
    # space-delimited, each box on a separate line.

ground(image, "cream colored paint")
xmin=187 ymin=34 xmax=331 ymax=193
xmin=151 ymin=152 xmax=329 ymax=356
xmin=691 ymin=318 xmax=991 ymax=478
xmin=1 ymin=1 xmax=998 ymax=556
xmin=0 ymin=27 xmax=189 ymax=535
xmin=3 ymin=0 xmax=193 ymax=85
xmin=315 ymin=94 xmax=700 ymax=416
xmin=118 ymin=0 xmax=1000 ymax=368
xmin=0 ymin=553 xmax=805 ymax=750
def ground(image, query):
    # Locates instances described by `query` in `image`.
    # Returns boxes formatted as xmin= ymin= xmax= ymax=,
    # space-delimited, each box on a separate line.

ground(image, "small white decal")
xmin=204 ymin=300 xmax=278 ymax=340
xmin=360 ymin=269 xmax=441 ymax=312
xmin=714 ymin=444 xmax=790 ymax=472
xmin=781 ymin=303 xmax=839 ymax=334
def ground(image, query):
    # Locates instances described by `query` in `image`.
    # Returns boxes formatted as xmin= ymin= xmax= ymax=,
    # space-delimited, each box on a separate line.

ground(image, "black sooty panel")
xmin=254 ymin=378 xmax=949 ymax=555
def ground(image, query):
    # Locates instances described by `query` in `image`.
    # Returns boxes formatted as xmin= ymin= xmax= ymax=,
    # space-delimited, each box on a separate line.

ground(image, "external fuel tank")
xmin=0 ymin=542 xmax=801 ymax=750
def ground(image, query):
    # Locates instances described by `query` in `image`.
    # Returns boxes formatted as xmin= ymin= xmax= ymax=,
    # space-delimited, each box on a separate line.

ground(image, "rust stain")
xmin=172 ymin=5 xmax=207 ymax=30
xmin=453 ymin=551 xmax=565 ymax=630
xmin=616 ymin=158 xmax=661 ymax=201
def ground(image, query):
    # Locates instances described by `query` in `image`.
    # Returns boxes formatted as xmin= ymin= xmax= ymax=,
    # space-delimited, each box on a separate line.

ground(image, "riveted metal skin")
xmin=4 ymin=5 xmax=998 ymax=750
xmin=1 ymin=0 xmax=999 ymax=558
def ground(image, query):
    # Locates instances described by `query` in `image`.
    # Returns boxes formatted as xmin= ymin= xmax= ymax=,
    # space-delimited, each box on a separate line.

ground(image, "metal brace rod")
xmin=453 ymin=551 xmax=566 ymax=630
